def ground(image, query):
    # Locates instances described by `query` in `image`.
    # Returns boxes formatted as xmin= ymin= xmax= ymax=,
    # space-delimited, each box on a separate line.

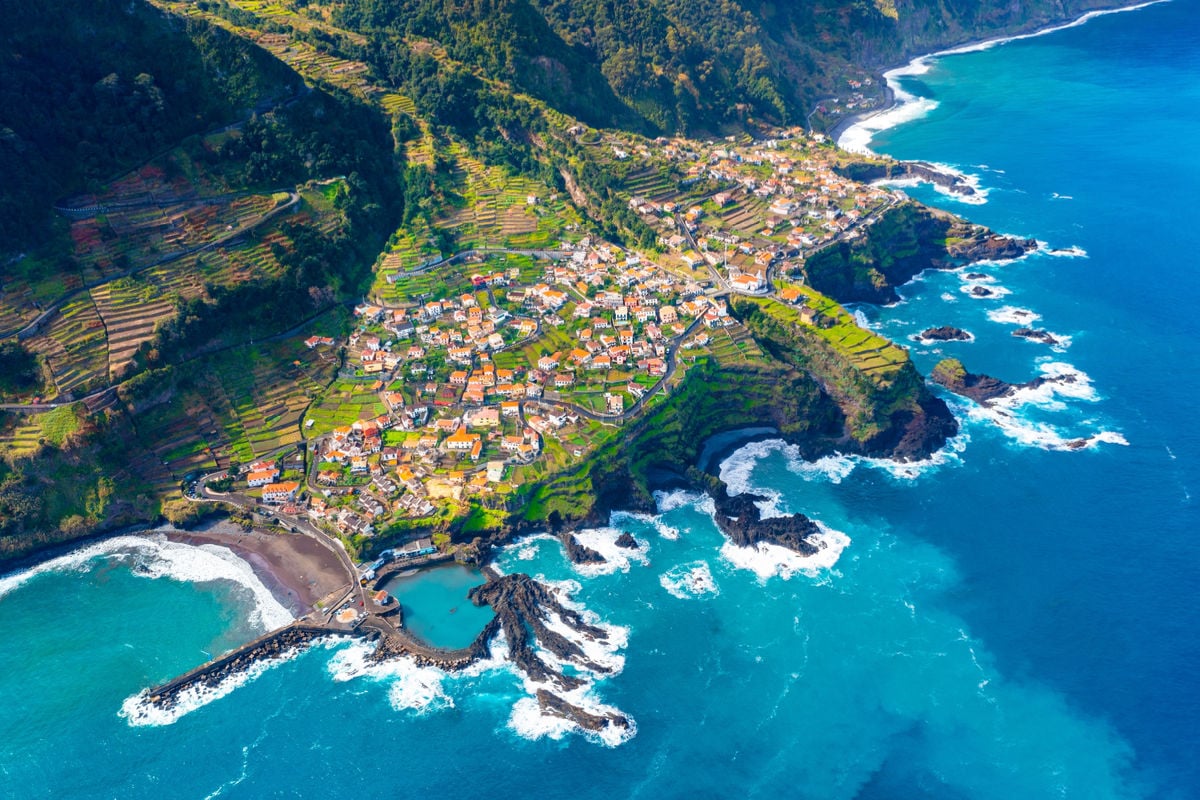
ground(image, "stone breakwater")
xmin=147 ymin=623 xmax=333 ymax=709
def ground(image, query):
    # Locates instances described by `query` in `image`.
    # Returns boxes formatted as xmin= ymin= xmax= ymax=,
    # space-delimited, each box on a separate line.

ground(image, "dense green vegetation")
xmin=0 ymin=0 xmax=301 ymax=252
xmin=311 ymin=0 xmax=1126 ymax=134
xmin=803 ymin=202 xmax=957 ymax=304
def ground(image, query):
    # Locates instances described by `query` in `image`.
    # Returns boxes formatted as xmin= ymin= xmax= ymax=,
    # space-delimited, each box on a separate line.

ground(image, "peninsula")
xmin=0 ymin=0 xmax=1128 ymax=736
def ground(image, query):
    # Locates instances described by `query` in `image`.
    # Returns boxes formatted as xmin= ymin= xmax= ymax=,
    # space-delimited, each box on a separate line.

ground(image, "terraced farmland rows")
xmin=26 ymin=297 xmax=109 ymax=398
xmin=90 ymin=283 xmax=177 ymax=378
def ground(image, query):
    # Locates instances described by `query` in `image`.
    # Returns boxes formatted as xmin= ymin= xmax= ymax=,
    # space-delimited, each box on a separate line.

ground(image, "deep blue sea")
xmin=2 ymin=3 xmax=1199 ymax=797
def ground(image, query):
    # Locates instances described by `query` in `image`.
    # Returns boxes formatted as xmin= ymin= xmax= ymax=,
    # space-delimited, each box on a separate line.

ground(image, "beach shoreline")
xmin=162 ymin=521 xmax=353 ymax=617
xmin=832 ymin=0 xmax=1171 ymax=151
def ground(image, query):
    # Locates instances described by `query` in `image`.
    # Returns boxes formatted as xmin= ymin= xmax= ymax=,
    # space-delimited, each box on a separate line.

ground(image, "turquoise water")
xmin=384 ymin=565 xmax=493 ymax=649
xmin=3 ymin=3 xmax=1200 ymax=796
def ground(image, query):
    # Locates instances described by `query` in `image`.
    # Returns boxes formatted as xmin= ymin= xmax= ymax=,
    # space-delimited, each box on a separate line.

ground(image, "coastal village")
xmin=206 ymin=126 xmax=904 ymax=551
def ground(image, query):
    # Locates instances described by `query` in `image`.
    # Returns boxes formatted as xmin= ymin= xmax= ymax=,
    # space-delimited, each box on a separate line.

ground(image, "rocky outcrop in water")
xmin=614 ymin=532 xmax=639 ymax=549
xmin=536 ymin=689 xmax=630 ymax=733
xmin=836 ymin=160 xmax=977 ymax=197
xmin=1013 ymin=327 xmax=1061 ymax=346
xmin=470 ymin=573 xmax=611 ymax=690
xmin=931 ymin=357 xmax=1075 ymax=406
xmin=920 ymin=326 xmax=972 ymax=341
xmin=559 ymin=532 xmax=606 ymax=565
xmin=705 ymin=479 xmax=822 ymax=556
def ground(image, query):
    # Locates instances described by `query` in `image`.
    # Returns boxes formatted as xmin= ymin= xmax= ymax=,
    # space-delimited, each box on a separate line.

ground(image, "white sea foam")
xmin=652 ymin=489 xmax=714 ymax=515
xmin=505 ymin=578 xmax=636 ymax=747
xmin=940 ymin=292 xmax=959 ymax=302
xmin=953 ymin=363 xmax=1129 ymax=451
xmin=987 ymin=305 xmax=1042 ymax=325
xmin=0 ymin=533 xmax=292 ymax=631
xmin=610 ymin=510 xmax=680 ymax=541
xmin=508 ymin=684 xmax=636 ymax=748
xmin=120 ymin=645 xmax=310 ymax=727
xmin=961 ymin=282 xmax=1012 ymax=299
xmin=567 ymin=527 xmax=651 ymax=577
xmin=326 ymin=640 xmax=455 ymax=713
xmin=719 ymin=435 xmax=966 ymax=490
xmin=659 ymin=561 xmax=720 ymax=599
xmin=719 ymin=523 xmax=851 ymax=583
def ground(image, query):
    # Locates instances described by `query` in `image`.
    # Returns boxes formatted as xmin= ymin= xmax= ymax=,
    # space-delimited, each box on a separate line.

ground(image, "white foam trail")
xmin=961 ymin=282 xmax=1012 ymax=299
xmin=940 ymin=292 xmax=958 ymax=302
xmin=0 ymin=533 xmax=292 ymax=631
xmin=987 ymin=305 xmax=1042 ymax=325
xmin=611 ymin=510 xmax=680 ymax=541
xmin=326 ymin=640 xmax=455 ymax=713
xmin=659 ymin=561 xmax=720 ymax=599
xmin=951 ymin=363 xmax=1129 ymax=451
xmin=837 ymin=1 xmax=1169 ymax=154
xmin=719 ymin=523 xmax=851 ymax=583
xmin=120 ymin=646 xmax=309 ymax=727
xmin=568 ymin=527 xmax=651 ymax=576
xmin=505 ymin=578 xmax=636 ymax=746
xmin=719 ymin=435 xmax=966 ymax=489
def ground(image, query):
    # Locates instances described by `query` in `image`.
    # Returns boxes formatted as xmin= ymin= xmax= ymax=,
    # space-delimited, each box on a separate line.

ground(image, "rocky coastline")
xmin=919 ymin=326 xmax=972 ymax=342
xmin=930 ymin=357 xmax=1078 ymax=406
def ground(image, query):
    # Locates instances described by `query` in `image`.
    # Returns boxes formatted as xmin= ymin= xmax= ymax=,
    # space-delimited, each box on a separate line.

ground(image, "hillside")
xmin=320 ymin=0 xmax=1134 ymax=133
xmin=0 ymin=0 xmax=1110 ymax=566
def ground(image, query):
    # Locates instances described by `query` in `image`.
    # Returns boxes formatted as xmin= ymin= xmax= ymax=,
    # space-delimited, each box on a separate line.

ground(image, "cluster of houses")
xmin=620 ymin=127 xmax=894 ymax=295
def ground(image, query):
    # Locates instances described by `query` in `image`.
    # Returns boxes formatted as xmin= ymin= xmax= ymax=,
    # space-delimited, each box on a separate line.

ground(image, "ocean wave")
xmin=326 ymin=640 xmax=456 ymax=713
xmin=940 ymin=292 xmax=959 ymax=302
xmin=568 ymin=527 xmax=651 ymax=577
xmin=611 ymin=509 xmax=680 ymax=541
xmin=838 ymin=61 xmax=940 ymax=155
xmin=961 ymin=282 xmax=1012 ymax=299
xmin=659 ymin=561 xmax=720 ymax=599
xmin=508 ymin=685 xmax=636 ymax=748
xmin=987 ymin=305 xmax=1042 ymax=325
xmin=719 ymin=435 xmax=966 ymax=491
xmin=952 ymin=363 xmax=1129 ymax=450
xmin=0 ymin=533 xmax=292 ymax=631
xmin=719 ymin=523 xmax=851 ymax=583
xmin=1046 ymin=245 xmax=1088 ymax=257
xmin=120 ymin=645 xmax=310 ymax=727
xmin=652 ymin=489 xmax=715 ymax=515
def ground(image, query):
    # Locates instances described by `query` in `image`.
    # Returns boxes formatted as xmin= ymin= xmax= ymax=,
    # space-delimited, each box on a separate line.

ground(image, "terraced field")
xmin=760 ymin=288 xmax=910 ymax=384
xmin=25 ymin=296 xmax=109 ymax=399
xmin=132 ymin=320 xmax=342 ymax=478
xmin=303 ymin=378 xmax=388 ymax=436
xmin=90 ymin=280 xmax=176 ymax=378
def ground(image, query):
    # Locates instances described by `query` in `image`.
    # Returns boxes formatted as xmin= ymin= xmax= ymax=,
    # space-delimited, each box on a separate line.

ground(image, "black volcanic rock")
xmin=930 ymin=358 xmax=1076 ymax=406
xmin=614 ymin=532 xmax=639 ymax=549
xmin=536 ymin=689 xmax=629 ymax=733
xmin=970 ymin=285 xmax=995 ymax=297
xmin=470 ymin=573 xmax=611 ymax=690
xmin=1013 ymin=327 xmax=1060 ymax=346
xmin=964 ymin=272 xmax=990 ymax=280
xmin=950 ymin=233 xmax=1038 ymax=262
xmin=559 ymin=532 xmax=606 ymax=565
xmin=707 ymin=481 xmax=822 ymax=556
xmin=920 ymin=326 xmax=972 ymax=341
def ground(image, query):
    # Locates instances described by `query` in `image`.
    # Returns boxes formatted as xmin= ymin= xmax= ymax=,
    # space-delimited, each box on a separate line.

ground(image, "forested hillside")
xmin=320 ymin=0 xmax=1131 ymax=133
xmin=0 ymin=0 xmax=305 ymax=252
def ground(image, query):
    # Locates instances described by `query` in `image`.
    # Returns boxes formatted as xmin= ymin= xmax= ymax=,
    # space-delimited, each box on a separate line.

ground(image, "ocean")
xmin=2 ymin=2 xmax=1198 ymax=797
